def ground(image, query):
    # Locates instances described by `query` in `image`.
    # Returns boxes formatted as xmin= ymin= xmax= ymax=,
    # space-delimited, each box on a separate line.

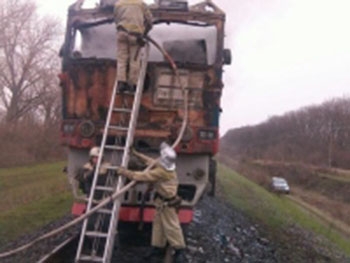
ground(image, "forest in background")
xmin=221 ymin=97 xmax=350 ymax=169
xmin=2 ymin=0 xmax=350 ymax=169
xmin=0 ymin=0 xmax=64 ymax=167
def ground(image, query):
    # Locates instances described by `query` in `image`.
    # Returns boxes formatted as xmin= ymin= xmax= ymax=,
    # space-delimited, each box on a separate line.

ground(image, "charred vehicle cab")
xmin=60 ymin=0 xmax=230 ymax=223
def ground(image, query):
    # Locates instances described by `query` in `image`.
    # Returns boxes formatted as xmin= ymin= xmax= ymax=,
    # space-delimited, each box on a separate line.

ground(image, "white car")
xmin=271 ymin=177 xmax=290 ymax=194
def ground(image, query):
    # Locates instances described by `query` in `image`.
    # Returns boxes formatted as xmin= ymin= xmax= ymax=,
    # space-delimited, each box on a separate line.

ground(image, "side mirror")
xmin=223 ymin=49 xmax=232 ymax=65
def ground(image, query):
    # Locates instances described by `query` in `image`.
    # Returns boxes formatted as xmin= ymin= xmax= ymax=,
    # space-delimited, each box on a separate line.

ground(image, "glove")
xmin=117 ymin=167 xmax=127 ymax=174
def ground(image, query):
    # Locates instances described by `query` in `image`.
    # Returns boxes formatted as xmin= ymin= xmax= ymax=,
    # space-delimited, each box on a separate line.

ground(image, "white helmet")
xmin=159 ymin=142 xmax=176 ymax=171
xmin=89 ymin=147 xmax=100 ymax=158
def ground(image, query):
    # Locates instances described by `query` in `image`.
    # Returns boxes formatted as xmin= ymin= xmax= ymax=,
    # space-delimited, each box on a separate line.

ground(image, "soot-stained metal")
xmin=60 ymin=0 xmax=227 ymax=154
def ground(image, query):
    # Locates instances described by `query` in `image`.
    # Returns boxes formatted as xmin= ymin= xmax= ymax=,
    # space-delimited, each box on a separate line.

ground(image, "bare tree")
xmin=0 ymin=0 xmax=61 ymax=123
xmin=36 ymin=59 xmax=61 ymax=127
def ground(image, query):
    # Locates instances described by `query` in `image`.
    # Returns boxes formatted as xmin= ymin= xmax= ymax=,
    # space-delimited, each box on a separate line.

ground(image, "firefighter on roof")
xmin=117 ymin=142 xmax=187 ymax=263
xmin=114 ymin=0 xmax=153 ymax=92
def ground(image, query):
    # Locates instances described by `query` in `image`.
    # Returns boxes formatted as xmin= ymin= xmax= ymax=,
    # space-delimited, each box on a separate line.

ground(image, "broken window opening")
xmin=70 ymin=21 xmax=218 ymax=65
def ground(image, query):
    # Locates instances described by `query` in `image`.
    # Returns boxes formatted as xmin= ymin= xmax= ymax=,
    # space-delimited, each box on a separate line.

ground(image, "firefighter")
xmin=114 ymin=0 xmax=153 ymax=92
xmin=117 ymin=143 xmax=187 ymax=263
xmin=75 ymin=147 xmax=109 ymax=197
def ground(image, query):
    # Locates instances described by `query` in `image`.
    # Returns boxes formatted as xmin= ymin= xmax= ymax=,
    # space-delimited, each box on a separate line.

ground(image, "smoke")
xmin=79 ymin=24 xmax=117 ymax=58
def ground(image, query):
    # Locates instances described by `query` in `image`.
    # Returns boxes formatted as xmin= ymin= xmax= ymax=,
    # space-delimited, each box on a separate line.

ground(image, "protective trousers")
xmin=151 ymin=202 xmax=186 ymax=249
xmin=116 ymin=30 xmax=141 ymax=86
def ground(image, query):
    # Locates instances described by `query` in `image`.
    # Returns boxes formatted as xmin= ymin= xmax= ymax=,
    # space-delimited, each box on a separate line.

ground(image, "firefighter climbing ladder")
xmin=75 ymin=43 xmax=150 ymax=263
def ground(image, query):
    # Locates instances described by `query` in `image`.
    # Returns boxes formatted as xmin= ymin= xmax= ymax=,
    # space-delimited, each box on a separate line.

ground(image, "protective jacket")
xmin=118 ymin=164 xmax=185 ymax=249
xmin=122 ymin=166 xmax=178 ymax=199
xmin=114 ymin=0 xmax=153 ymax=35
xmin=76 ymin=162 xmax=109 ymax=195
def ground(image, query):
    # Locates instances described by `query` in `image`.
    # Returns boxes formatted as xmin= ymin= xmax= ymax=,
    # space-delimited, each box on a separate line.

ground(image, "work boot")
xmin=117 ymin=81 xmax=129 ymax=93
xmin=143 ymin=247 xmax=165 ymax=262
xmin=173 ymin=249 xmax=187 ymax=263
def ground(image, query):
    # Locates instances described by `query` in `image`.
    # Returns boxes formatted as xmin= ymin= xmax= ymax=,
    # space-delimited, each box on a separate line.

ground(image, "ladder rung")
xmin=85 ymin=231 xmax=108 ymax=238
xmin=76 ymin=43 xmax=150 ymax=263
xmin=117 ymin=90 xmax=135 ymax=95
xmin=79 ymin=255 xmax=104 ymax=262
xmin=97 ymin=208 xmax=112 ymax=215
xmin=106 ymin=166 xmax=119 ymax=171
xmin=113 ymin=108 xmax=132 ymax=113
xmin=104 ymin=145 xmax=125 ymax=151
xmin=108 ymin=125 xmax=128 ymax=132
xmin=95 ymin=186 xmax=115 ymax=192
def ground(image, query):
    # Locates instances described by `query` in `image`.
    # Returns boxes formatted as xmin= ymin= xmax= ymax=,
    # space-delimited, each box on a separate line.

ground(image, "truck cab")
xmin=60 ymin=0 xmax=230 ymax=222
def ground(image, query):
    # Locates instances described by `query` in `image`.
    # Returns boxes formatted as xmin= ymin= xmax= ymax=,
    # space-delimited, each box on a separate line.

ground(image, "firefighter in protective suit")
xmin=75 ymin=147 xmax=109 ymax=197
xmin=114 ymin=0 xmax=153 ymax=92
xmin=117 ymin=143 xmax=187 ymax=263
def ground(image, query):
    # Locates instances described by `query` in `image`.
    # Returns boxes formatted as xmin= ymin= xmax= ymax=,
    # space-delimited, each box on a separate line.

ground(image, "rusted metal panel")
xmin=62 ymin=60 xmax=219 ymax=150
xmin=153 ymin=67 xmax=205 ymax=109
xmin=61 ymin=1 xmax=226 ymax=155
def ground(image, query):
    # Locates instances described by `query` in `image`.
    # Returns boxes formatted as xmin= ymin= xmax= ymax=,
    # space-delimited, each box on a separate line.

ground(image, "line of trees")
xmin=0 ymin=0 xmax=64 ymax=166
xmin=221 ymin=97 xmax=350 ymax=169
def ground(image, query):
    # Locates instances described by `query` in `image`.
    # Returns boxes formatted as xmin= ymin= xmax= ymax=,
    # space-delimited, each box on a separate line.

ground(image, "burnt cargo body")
xmin=60 ymin=0 xmax=231 ymax=223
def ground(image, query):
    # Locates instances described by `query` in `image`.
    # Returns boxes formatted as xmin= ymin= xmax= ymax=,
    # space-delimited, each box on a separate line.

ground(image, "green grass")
xmin=318 ymin=172 xmax=350 ymax=183
xmin=218 ymin=164 xmax=350 ymax=256
xmin=0 ymin=162 xmax=73 ymax=246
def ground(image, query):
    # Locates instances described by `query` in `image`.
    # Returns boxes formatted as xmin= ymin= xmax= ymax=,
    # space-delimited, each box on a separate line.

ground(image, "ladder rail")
xmin=91 ymin=174 xmax=116 ymax=256
xmin=75 ymin=60 xmax=120 ymax=262
xmin=121 ymin=43 xmax=150 ymax=169
xmin=76 ymin=43 xmax=150 ymax=263
xmin=103 ymin=43 xmax=150 ymax=263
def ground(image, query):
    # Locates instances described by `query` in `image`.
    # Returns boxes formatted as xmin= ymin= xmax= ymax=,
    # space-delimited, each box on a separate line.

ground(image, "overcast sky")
xmin=37 ymin=0 xmax=350 ymax=135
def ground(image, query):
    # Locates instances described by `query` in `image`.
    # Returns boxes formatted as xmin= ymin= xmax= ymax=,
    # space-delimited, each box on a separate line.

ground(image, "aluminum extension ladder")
xmin=75 ymin=43 xmax=150 ymax=263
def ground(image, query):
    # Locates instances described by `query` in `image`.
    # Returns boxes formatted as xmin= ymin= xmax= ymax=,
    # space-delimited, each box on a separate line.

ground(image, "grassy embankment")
xmin=0 ymin=162 xmax=72 ymax=246
xmin=218 ymin=164 xmax=350 ymax=259
xmin=1 ymin=161 xmax=349 ymax=259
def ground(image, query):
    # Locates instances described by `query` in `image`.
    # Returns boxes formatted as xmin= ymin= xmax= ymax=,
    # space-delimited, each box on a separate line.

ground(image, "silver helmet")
xmin=159 ymin=142 xmax=176 ymax=171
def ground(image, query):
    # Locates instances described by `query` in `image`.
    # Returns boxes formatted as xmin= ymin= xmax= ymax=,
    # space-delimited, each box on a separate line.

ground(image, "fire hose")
xmin=0 ymin=35 xmax=189 ymax=259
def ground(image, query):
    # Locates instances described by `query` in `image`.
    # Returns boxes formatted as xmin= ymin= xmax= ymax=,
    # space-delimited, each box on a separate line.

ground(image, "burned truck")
xmin=60 ymin=0 xmax=231 ymax=223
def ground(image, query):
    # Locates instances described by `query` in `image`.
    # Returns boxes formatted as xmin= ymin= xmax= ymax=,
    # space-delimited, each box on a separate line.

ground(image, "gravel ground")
xmin=0 ymin=215 xmax=81 ymax=263
xmin=185 ymin=195 xmax=278 ymax=263
xmin=113 ymin=194 xmax=279 ymax=263
xmin=0 ymin=195 xmax=278 ymax=263
xmin=0 ymin=194 xmax=348 ymax=263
